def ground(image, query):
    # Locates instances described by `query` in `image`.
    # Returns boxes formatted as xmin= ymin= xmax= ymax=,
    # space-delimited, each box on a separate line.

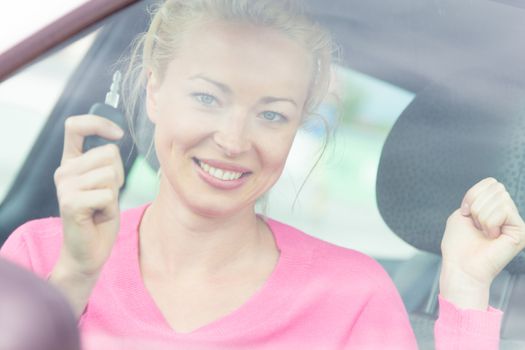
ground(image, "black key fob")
xmin=83 ymin=102 xmax=126 ymax=153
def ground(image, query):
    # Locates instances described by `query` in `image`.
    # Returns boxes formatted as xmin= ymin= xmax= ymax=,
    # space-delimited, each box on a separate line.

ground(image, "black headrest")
xmin=376 ymin=72 xmax=525 ymax=274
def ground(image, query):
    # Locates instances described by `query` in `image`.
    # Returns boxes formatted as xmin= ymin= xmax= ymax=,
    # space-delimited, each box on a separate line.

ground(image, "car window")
xmin=0 ymin=0 xmax=89 ymax=54
xmin=0 ymin=32 xmax=97 ymax=202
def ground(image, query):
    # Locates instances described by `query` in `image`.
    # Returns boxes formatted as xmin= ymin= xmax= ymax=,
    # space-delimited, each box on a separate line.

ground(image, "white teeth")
xmin=198 ymin=160 xmax=243 ymax=181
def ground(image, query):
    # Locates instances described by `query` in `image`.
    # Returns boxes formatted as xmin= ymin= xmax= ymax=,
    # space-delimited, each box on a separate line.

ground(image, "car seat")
xmin=376 ymin=70 xmax=525 ymax=349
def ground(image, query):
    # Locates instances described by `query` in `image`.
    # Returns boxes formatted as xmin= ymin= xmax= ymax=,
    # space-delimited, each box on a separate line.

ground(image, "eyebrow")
xmin=189 ymin=74 xmax=298 ymax=108
xmin=259 ymin=96 xmax=298 ymax=108
xmin=189 ymin=75 xmax=231 ymax=94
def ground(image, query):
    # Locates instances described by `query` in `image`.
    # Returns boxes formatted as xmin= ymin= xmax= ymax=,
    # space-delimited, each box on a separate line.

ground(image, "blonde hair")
xmin=122 ymin=0 xmax=336 ymax=140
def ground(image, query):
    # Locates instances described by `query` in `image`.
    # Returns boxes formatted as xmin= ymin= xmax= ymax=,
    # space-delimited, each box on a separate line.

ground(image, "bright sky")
xmin=0 ymin=0 xmax=88 ymax=54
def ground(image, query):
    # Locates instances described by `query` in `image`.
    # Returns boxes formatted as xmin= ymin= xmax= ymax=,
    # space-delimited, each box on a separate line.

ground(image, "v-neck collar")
xmin=121 ymin=204 xmax=313 ymax=340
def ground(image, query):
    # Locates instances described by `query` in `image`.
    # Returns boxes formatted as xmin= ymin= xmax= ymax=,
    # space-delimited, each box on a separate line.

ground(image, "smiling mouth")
xmin=192 ymin=157 xmax=251 ymax=181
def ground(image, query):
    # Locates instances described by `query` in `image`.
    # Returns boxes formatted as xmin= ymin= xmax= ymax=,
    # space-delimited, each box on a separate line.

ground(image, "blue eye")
xmin=193 ymin=93 xmax=218 ymax=107
xmin=261 ymin=111 xmax=286 ymax=122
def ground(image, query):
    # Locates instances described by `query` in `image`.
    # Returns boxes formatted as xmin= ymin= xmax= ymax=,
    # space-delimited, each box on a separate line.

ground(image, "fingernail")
xmin=460 ymin=202 xmax=470 ymax=215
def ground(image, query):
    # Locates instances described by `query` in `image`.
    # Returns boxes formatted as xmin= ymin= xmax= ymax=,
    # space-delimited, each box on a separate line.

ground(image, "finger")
xmin=93 ymin=201 xmax=120 ymax=226
xmin=59 ymin=188 xmax=117 ymax=219
xmin=486 ymin=223 xmax=525 ymax=275
xmin=461 ymin=177 xmax=499 ymax=216
xmin=481 ymin=203 xmax=508 ymax=239
xmin=469 ymin=181 xmax=507 ymax=232
xmin=56 ymin=166 xmax=124 ymax=204
xmin=501 ymin=210 xmax=525 ymax=248
xmin=58 ymin=143 xmax=123 ymax=178
xmin=480 ymin=195 xmax=524 ymax=242
xmin=57 ymin=145 xmax=124 ymax=188
xmin=74 ymin=165 xmax=124 ymax=191
xmin=62 ymin=115 xmax=124 ymax=161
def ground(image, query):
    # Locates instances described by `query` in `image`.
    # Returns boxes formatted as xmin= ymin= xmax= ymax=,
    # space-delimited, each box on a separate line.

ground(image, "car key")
xmin=83 ymin=71 xmax=126 ymax=152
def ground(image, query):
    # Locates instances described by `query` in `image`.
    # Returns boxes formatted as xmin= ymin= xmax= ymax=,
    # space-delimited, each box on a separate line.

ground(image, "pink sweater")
xmin=1 ymin=204 xmax=502 ymax=349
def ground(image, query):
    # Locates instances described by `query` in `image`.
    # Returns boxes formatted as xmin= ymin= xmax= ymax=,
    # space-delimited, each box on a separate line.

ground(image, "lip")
xmin=195 ymin=158 xmax=252 ymax=173
xmin=193 ymin=158 xmax=252 ymax=190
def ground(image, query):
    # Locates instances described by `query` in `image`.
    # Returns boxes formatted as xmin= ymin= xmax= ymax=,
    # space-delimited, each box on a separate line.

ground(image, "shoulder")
xmin=0 ymin=216 xmax=63 ymax=276
xmin=266 ymin=218 xmax=392 ymax=290
xmin=3 ymin=216 xmax=64 ymax=251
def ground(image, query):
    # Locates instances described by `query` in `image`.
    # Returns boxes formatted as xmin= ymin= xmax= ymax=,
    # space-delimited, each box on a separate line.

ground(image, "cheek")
xmin=155 ymin=100 xmax=205 ymax=152
xmin=153 ymin=119 xmax=199 ymax=166
xmin=258 ymin=128 xmax=298 ymax=173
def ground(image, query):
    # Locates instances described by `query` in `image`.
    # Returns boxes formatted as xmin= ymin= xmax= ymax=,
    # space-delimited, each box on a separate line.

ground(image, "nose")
xmin=212 ymin=113 xmax=251 ymax=157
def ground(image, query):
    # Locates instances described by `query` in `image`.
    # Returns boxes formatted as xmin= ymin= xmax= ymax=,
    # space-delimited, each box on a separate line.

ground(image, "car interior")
xmin=0 ymin=0 xmax=524 ymax=348
xmin=377 ymin=72 xmax=525 ymax=348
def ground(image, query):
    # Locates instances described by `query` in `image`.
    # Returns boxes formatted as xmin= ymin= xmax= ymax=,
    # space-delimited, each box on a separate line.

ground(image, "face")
xmin=146 ymin=20 xmax=313 ymax=217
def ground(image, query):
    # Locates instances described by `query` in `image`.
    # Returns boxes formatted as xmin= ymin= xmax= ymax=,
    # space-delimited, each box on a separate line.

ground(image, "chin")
xmin=187 ymin=199 xmax=243 ymax=219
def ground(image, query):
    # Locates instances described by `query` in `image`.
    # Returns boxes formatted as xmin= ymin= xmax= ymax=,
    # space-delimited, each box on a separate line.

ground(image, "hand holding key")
xmin=50 ymin=115 xmax=124 ymax=318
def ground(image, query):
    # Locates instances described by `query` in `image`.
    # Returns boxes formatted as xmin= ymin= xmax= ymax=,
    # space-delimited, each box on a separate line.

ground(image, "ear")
xmin=146 ymin=70 xmax=160 ymax=124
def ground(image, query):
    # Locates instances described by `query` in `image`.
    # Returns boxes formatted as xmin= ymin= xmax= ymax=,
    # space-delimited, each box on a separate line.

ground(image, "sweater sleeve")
xmin=434 ymin=294 xmax=502 ymax=350
xmin=345 ymin=271 xmax=419 ymax=350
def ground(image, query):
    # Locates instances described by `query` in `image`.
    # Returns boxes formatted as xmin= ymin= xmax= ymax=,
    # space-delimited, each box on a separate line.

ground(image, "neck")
xmin=139 ymin=186 xmax=267 ymax=279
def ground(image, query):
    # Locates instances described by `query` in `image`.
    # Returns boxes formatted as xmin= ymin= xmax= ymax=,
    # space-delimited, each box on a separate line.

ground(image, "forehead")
xmin=164 ymin=20 xmax=313 ymax=96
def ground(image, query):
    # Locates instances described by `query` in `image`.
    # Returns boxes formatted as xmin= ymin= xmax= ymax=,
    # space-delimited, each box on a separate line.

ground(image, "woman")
xmin=1 ymin=1 xmax=524 ymax=349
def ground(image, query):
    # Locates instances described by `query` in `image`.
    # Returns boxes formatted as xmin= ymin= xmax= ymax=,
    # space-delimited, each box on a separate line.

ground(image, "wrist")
xmin=439 ymin=263 xmax=491 ymax=311
xmin=51 ymin=257 xmax=100 ymax=286
xmin=49 ymin=256 xmax=100 ymax=319
xmin=55 ymin=248 xmax=103 ymax=277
